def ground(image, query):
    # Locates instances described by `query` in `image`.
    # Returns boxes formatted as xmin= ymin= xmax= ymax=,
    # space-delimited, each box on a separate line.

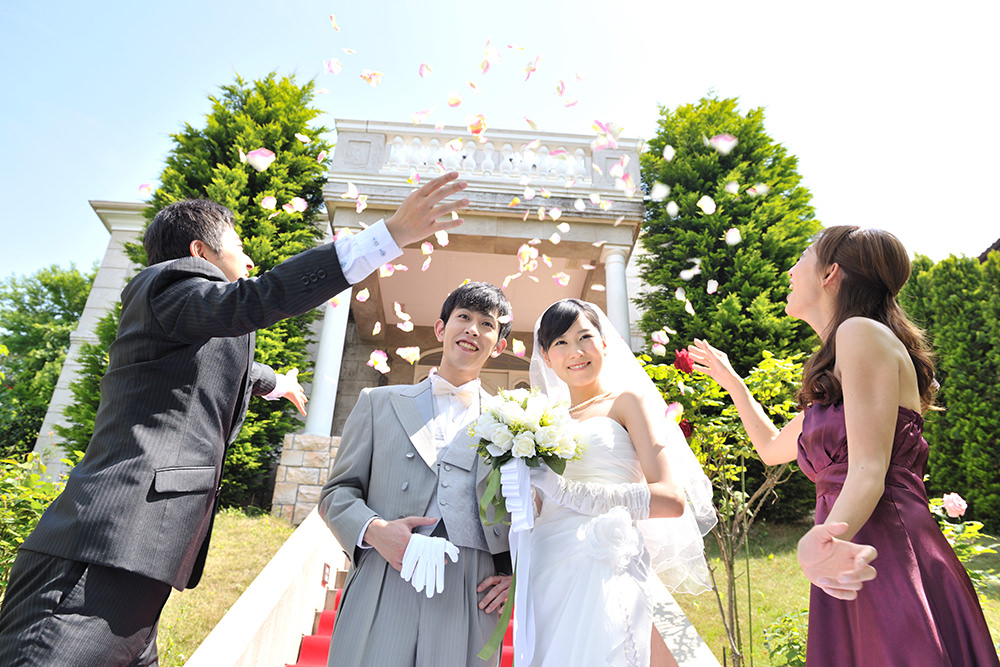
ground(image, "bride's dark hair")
xmin=537 ymin=299 xmax=603 ymax=351
xmin=797 ymin=226 xmax=937 ymax=411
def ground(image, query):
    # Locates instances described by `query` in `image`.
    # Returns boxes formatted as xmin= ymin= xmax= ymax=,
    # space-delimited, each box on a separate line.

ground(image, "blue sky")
xmin=2 ymin=0 xmax=997 ymax=281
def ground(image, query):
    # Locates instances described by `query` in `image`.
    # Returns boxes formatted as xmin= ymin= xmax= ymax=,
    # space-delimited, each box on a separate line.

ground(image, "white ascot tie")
xmin=431 ymin=376 xmax=479 ymax=408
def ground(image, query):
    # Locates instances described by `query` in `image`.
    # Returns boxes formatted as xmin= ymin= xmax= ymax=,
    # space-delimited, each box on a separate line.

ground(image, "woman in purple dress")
xmin=688 ymin=225 xmax=998 ymax=666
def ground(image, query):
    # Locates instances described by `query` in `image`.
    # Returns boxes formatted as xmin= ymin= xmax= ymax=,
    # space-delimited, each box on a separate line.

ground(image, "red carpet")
xmin=287 ymin=589 xmax=514 ymax=666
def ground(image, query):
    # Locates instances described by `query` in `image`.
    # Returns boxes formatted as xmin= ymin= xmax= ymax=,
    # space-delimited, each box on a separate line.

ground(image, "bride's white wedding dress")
xmin=528 ymin=416 xmax=655 ymax=667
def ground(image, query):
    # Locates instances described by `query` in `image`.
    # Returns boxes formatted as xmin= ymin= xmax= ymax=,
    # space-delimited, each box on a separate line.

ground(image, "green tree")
xmin=638 ymin=96 xmax=822 ymax=375
xmin=0 ymin=265 xmax=95 ymax=459
xmin=899 ymin=252 xmax=1000 ymax=525
xmin=61 ymin=73 xmax=333 ymax=507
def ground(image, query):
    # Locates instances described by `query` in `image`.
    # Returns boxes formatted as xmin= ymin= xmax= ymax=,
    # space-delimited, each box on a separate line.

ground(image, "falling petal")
xmin=421 ymin=256 xmax=432 ymax=271
xmin=591 ymin=240 xmax=606 ymax=248
xmin=697 ymin=195 xmax=717 ymax=215
xmin=394 ymin=301 xmax=412 ymax=321
xmin=508 ymin=197 xmax=521 ymax=207
xmin=679 ymin=268 xmax=698 ymax=281
xmin=260 ymin=195 xmax=277 ymax=210
xmin=367 ymin=350 xmax=390 ymax=375
xmin=468 ymin=114 xmax=487 ymax=139
xmin=522 ymin=186 xmax=536 ymax=201
xmin=666 ymin=201 xmax=679 ymax=217
xmin=138 ymin=183 xmax=152 ymax=197
xmin=537 ymin=206 xmax=546 ymax=221
xmin=556 ymin=222 xmax=570 ymax=234
xmin=614 ymin=216 xmax=625 ymax=227
xmin=246 ymin=148 xmax=276 ymax=172
xmin=435 ymin=230 xmax=449 ymax=247
xmin=421 ymin=242 xmax=434 ymax=255
xmin=360 ymin=70 xmax=384 ymax=87
xmin=725 ymin=181 xmax=739 ymax=194
xmin=573 ymin=198 xmax=586 ymax=212
xmin=725 ymin=227 xmax=742 ymax=246
xmin=330 ymin=296 xmax=341 ymax=308
xmin=592 ymin=163 xmax=604 ymax=176
xmin=582 ymin=263 xmax=596 ymax=270
xmin=747 ymin=183 xmax=770 ymax=197
xmin=397 ymin=320 xmax=414 ymax=332
xmin=325 ymin=58 xmax=343 ymax=75
xmin=329 ymin=14 xmax=340 ymax=30
xmin=295 ymin=133 xmax=311 ymax=144
xmin=555 ymin=80 xmax=565 ymax=96
xmin=512 ymin=339 xmax=526 ymax=357
xmin=523 ymin=55 xmax=540 ymax=80
xmin=451 ymin=210 xmax=459 ymax=220
xmin=650 ymin=182 xmax=670 ymax=202
xmin=356 ymin=288 xmax=370 ymax=302
xmin=708 ymin=133 xmax=738 ymax=156
xmin=651 ymin=330 xmax=670 ymax=345
xmin=407 ymin=169 xmax=420 ymax=185
xmin=651 ymin=343 xmax=667 ymax=357
xmin=524 ymin=117 xmax=537 ymax=130
xmin=342 ymin=182 xmax=359 ymax=199
xmin=591 ymin=284 xmax=605 ymax=291
xmin=549 ymin=232 xmax=561 ymax=244
xmin=553 ymin=272 xmax=570 ymax=287
xmin=529 ymin=238 xmax=541 ymax=245
xmin=372 ymin=321 xmax=382 ymax=335
xmin=316 ymin=87 xmax=329 ymax=95
xmin=355 ymin=195 xmax=367 ymax=213
xmin=549 ymin=207 xmax=561 ymax=221
xmin=501 ymin=273 xmax=520 ymax=289
xmin=675 ymin=287 xmax=687 ymax=301
xmin=446 ymin=138 xmax=463 ymax=151
xmin=662 ymin=145 xmax=676 ymax=161
xmin=589 ymin=193 xmax=601 ymax=206
xmin=466 ymin=80 xmax=480 ymax=93
xmin=317 ymin=150 xmax=327 ymax=163
xmin=396 ymin=346 xmax=421 ymax=365
xmin=527 ymin=275 xmax=540 ymax=282
xmin=447 ymin=93 xmax=463 ymax=107
xmin=522 ymin=210 xmax=530 ymax=222
xmin=342 ymin=48 xmax=357 ymax=54
xmin=419 ymin=63 xmax=432 ymax=78
xmin=525 ymin=138 xmax=541 ymax=151
xmin=393 ymin=263 xmax=409 ymax=272
xmin=238 ymin=147 xmax=247 ymax=163
xmin=282 ymin=202 xmax=296 ymax=214
xmin=665 ymin=402 xmax=683 ymax=423
xmin=685 ymin=299 xmax=696 ymax=316
xmin=411 ymin=108 xmax=433 ymax=124
xmin=707 ymin=279 xmax=719 ymax=294
xmin=379 ymin=263 xmax=395 ymax=278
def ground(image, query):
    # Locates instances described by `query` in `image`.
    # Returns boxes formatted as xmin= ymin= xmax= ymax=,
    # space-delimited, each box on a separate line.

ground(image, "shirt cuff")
xmin=357 ymin=515 xmax=380 ymax=549
xmin=262 ymin=372 xmax=291 ymax=400
xmin=334 ymin=219 xmax=403 ymax=285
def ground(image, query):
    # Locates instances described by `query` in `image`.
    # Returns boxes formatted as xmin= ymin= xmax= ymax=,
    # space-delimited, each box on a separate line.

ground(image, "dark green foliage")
xmin=62 ymin=73 xmax=334 ymax=508
xmin=638 ymin=96 xmax=822 ymax=375
xmin=899 ymin=252 xmax=1000 ymax=527
xmin=0 ymin=265 xmax=95 ymax=459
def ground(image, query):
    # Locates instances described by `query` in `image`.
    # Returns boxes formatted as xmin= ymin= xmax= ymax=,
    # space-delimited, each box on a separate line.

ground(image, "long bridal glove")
xmin=400 ymin=533 xmax=460 ymax=598
xmin=530 ymin=466 xmax=651 ymax=520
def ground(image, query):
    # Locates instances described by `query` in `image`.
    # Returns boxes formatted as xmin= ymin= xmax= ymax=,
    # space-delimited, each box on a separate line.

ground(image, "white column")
xmin=601 ymin=245 xmax=631 ymax=347
xmin=303 ymin=287 xmax=352 ymax=435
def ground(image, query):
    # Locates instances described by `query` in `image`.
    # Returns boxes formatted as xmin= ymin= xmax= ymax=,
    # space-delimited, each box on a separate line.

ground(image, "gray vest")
xmin=425 ymin=432 xmax=489 ymax=552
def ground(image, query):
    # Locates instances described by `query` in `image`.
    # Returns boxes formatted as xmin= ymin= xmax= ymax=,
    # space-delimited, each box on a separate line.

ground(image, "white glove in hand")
xmin=530 ymin=466 xmax=651 ymax=520
xmin=400 ymin=533 xmax=460 ymax=598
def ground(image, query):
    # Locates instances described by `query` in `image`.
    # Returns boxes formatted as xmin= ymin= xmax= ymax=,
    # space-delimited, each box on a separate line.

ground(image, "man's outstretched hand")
xmin=385 ymin=172 xmax=469 ymax=248
xmin=798 ymin=522 xmax=878 ymax=600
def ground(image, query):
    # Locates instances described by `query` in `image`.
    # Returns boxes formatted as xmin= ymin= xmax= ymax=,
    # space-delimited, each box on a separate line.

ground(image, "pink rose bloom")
xmin=942 ymin=493 xmax=967 ymax=518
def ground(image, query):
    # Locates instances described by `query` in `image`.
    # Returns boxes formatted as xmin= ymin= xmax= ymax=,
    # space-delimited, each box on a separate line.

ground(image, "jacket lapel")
xmin=390 ymin=379 xmax=438 ymax=469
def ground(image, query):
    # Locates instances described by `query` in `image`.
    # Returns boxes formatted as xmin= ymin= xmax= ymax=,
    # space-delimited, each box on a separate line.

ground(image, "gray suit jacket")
xmin=24 ymin=242 xmax=350 ymax=590
xmin=320 ymin=378 xmax=510 ymax=565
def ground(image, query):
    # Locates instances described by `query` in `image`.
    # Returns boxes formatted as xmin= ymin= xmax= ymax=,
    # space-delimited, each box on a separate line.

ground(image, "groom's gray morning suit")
xmin=320 ymin=377 xmax=510 ymax=666
xmin=0 ymin=227 xmax=394 ymax=665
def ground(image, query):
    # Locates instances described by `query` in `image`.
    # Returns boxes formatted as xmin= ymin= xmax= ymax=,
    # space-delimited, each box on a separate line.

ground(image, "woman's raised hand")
xmin=687 ymin=339 xmax=741 ymax=393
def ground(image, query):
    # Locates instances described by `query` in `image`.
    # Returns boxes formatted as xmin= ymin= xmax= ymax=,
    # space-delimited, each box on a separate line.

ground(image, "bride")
xmin=514 ymin=299 xmax=716 ymax=666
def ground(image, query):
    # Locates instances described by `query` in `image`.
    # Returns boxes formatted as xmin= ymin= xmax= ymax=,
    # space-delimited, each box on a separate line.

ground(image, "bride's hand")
xmin=687 ymin=339 xmax=741 ymax=393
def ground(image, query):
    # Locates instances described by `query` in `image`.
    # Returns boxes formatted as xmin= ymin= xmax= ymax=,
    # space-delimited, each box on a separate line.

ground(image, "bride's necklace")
xmin=569 ymin=390 xmax=613 ymax=413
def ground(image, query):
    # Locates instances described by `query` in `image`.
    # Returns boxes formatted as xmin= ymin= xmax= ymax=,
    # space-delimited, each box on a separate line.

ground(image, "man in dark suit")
xmin=0 ymin=172 xmax=468 ymax=666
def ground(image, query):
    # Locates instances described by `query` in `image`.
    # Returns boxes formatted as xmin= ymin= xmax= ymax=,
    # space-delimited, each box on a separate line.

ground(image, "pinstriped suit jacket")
xmin=23 ymin=242 xmax=350 ymax=590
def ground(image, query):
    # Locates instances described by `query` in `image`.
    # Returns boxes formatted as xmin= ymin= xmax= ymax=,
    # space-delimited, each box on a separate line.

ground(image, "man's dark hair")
xmin=439 ymin=281 xmax=513 ymax=340
xmin=144 ymin=199 xmax=236 ymax=265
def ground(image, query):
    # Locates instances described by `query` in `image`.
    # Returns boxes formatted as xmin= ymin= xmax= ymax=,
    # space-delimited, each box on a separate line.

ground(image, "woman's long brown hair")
xmin=797 ymin=226 xmax=938 ymax=411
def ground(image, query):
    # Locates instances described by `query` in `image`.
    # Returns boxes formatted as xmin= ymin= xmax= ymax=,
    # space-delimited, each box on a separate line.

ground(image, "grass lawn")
xmin=156 ymin=508 xmax=295 ymax=666
xmin=672 ymin=520 xmax=1000 ymax=665
xmin=153 ymin=510 xmax=1000 ymax=667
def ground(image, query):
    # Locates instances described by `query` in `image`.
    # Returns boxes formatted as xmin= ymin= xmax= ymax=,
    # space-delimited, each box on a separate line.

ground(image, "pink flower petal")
xmin=238 ymin=147 xmax=246 ymax=163
xmin=379 ymin=263 xmax=395 ymax=278
xmin=725 ymin=181 xmax=739 ymax=194
xmin=549 ymin=207 xmax=562 ymax=221
xmin=397 ymin=320 xmax=414 ymax=332
xmin=355 ymin=195 xmax=368 ymax=214
xmin=589 ymin=193 xmax=602 ymax=205
xmin=411 ymin=108 xmax=433 ymax=124
xmin=260 ymin=195 xmax=277 ymax=210
xmin=549 ymin=232 xmax=561 ymax=244
xmin=396 ymin=346 xmax=421 ymax=365
xmin=591 ymin=284 xmax=605 ymax=291
xmin=524 ymin=117 xmax=537 ymax=130
xmin=651 ymin=343 xmax=667 ymax=357
xmin=372 ymin=321 xmax=382 ymax=335
xmin=512 ymin=339 xmax=526 ymax=357
xmin=563 ymin=99 xmax=578 ymax=108
xmin=367 ymin=350 xmax=390 ymax=375
xmin=725 ymin=227 xmax=742 ymax=246
xmin=662 ymin=145 xmax=676 ymax=161
xmin=446 ymin=138 xmax=464 ymax=151
xmin=675 ymin=287 xmax=687 ymax=301
xmin=592 ymin=240 xmax=606 ymax=248
xmin=435 ymin=230 xmax=449 ymax=247
xmin=666 ymin=201 xmax=679 ymax=217
xmin=419 ymin=63 xmax=432 ymax=78
xmin=447 ymin=93 xmax=463 ymax=107
xmin=665 ymin=402 xmax=683 ymax=422
xmin=421 ymin=256 xmax=432 ymax=272
xmin=295 ymin=133 xmax=311 ymax=144
xmin=537 ymin=206 xmax=546 ymax=221
xmin=421 ymin=242 xmax=434 ymax=255
xmin=541 ymin=254 xmax=553 ymax=268
xmin=360 ymin=70 xmax=384 ymax=87
xmin=524 ymin=138 xmax=541 ymax=152
xmin=522 ymin=210 xmax=530 ymax=222
xmin=317 ymin=150 xmax=327 ymax=163
xmin=707 ymin=279 xmax=719 ymax=294
xmin=522 ymin=186 xmax=536 ymax=201
xmin=138 ymin=183 xmax=152 ymax=197
xmin=246 ymin=148 xmax=276 ymax=172
xmin=697 ymin=195 xmax=716 ymax=215
xmin=330 ymin=296 xmax=341 ymax=307
xmin=650 ymin=183 xmax=669 ymax=201
xmin=553 ymin=272 xmax=570 ymax=287
xmin=747 ymin=183 xmax=770 ymax=197
xmin=468 ymin=114 xmax=487 ymax=139
xmin=288 ymin=197 xmax=307 ymax=213
xmin=316 ymin=87 xmax=329 ymax=94
xmin=523 ymin=55 xmax=540 ymax=80
xmin=393 ymin=263 xmax=409 ymax=272
xmin=613 ymin=215 xmax=624 ymax=226
xmin=652 ymin=330 xmax=670 ymax=345
xmin=685 ymin=299 xmax=696 ymax=316
xmin=540 ymin=187 xmax=551 ymax=198
xmin=282 ymin=202 xmax=296 ymax=214
xmin=592 ymin=163 xmax=604 ymax=176
xmin=325 ymin=58 xmax=343 ymax=75
xmin=394 ymin=301 xmax=412 ymax=321
xmin=329 ymin=14 xmax=340 ymax=30
xmin=356 ymin=288 xmax=370 ymax=302
xmin=508 ymin=197 xmax=521 ymax=207
xmin=708 ymin=133 xmax=738 ymax=156
xmin=556 ymin=222 xmax=570 ymax=234
xmin=342 ymin=182 xmax=359 ymax=199
xmin=554 ymin=80 xmax=565 ymax=96
xmin=582 ymin=263 xmax=596 ymax=271
xmin=573 ymin=198 xmax=586 ymax=212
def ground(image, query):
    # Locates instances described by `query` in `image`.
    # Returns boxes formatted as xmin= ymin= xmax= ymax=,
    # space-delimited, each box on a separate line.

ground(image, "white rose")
xmin=556 ymin=435 xmax=579 ymax=459
xmin=524 ymin=394 xmax=548 ymax=429
xmin=535 ymin=426 xmax=559 ymax=448
xmin=473 ymin=413 xmax=499 ymax=441
xmin=506 ymin=388 xmax=531 ymax=404
xmin=579 ymin=507 xmax=641 ymax=571
xmin=501 ymin=401 xmax=527 ymax=428
xmin=512 ymin=431 xmax=536 ymax=458
xmin=487 ymin=426 xmax=515 ymax=457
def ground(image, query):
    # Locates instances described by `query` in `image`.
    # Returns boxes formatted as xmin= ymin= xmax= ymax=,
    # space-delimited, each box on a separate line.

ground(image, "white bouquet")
xmin=471 ymin=388 xmax=583 ymax=524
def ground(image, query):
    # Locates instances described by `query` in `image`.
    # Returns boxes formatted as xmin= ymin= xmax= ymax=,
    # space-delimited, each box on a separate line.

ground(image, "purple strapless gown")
xmin=798 ymin=403 xmax=998 ymax=667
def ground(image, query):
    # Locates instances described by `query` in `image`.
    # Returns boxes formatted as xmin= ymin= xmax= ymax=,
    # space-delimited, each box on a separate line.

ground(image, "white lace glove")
xmin=530 ymin=466 xmax=651 ymax=520
xmin=400 ymin=533 xmax=460 ymax=598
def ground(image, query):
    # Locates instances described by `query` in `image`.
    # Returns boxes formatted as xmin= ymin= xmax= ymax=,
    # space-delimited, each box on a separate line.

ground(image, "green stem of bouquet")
xmin=479 ymin=466 xmax=509 ymax=526
xmin=477 ymin=561 xmax=517 ymax=661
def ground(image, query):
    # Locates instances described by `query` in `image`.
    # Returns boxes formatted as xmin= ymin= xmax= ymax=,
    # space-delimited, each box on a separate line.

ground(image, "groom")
xmin=320 ymin=281 xmax=513 ymax=666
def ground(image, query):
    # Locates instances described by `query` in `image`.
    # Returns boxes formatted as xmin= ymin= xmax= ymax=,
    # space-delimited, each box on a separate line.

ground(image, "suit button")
xmin=401 ymin=482 xmax=409 ymax=491
xmin=443 ymin=464 xmax=452 ymax=472
xmin=310 ymin=271 xmax=319 ymax=283
xmin=300 ymin=275 xmax=310 ymax=286
xmin=493 ymin=527 xmax=501 ymax=536
xmin=318 ymin=269 xmax=327 ymax=279
xmin=405 ymin=452 xmax=415 ymax=459
xmin=441 ymin=481 xmax=449 ymax=488
xmin=440 ymin=500 xmax=448 ymax=506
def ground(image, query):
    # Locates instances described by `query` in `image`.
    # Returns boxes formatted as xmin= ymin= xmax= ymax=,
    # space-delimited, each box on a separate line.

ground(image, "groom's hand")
xmin=477 ymin=574 xmax=512 ymax=614
xmin=364 ymin=516 xmax=438 ymax=571
xmin=385 ymin=172 xmax=469 ymax=248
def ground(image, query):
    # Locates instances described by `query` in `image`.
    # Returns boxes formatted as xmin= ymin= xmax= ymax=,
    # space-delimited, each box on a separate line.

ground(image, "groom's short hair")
xmin=144 ymin=199 xmax=236 ymax=266
xmin=440 ymin=282 xmax=512 ymax=340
